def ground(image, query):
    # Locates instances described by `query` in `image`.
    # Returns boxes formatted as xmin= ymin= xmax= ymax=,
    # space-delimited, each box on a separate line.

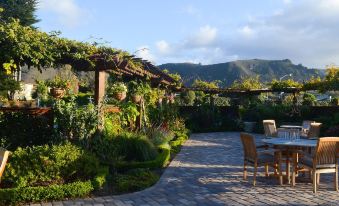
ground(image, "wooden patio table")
xmin=262 ymin=137 xmax=317 ymax=184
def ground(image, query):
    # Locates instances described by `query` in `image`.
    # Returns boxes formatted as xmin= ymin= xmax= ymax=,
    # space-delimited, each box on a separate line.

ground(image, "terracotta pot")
xmin=114 ymin=91 xmax=127 ymax=101
xmin=132 ymin=95 xmax=142 ymax=103
xmin=51 ymin=88 xmax=65 ymax=99
xmin=167 ymin=94 xmax=175 ymax=104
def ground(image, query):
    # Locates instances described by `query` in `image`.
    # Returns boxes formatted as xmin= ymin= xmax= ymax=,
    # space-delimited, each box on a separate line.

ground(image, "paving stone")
xmin=37 ymin=132 xmax=339 ymax=206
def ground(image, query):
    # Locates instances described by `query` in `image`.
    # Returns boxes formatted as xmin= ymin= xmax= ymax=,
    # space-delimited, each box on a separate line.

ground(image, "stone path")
xmin=45 ymin=132 xmax=339 ymax=206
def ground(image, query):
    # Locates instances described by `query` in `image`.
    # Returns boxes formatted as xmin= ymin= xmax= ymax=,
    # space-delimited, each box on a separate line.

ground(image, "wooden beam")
xmin=94 ymin=69 xmax=106 ymax=106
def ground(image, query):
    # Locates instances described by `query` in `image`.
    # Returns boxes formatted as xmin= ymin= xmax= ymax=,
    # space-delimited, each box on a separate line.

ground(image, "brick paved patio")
xmin=44 ymin=132 xmax=339 ymax=206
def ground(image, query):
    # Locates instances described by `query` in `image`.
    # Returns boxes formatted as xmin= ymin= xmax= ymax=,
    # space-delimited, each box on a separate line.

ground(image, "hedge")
xmin=116 ymin=146 xmax=170 ymax=171
xmin=115 ymin=131 xmax=190 ymax=171
xmin=0 ymin=166 xmax=109 ymax=205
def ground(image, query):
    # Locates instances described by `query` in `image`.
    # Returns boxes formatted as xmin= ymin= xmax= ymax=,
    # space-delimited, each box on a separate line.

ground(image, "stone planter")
xmin=51 ymin=88 xmax=65 ymax=99
xmin=114 ymin=91 xmax=127 ymax=101
xmin=243 ymin=121 xmax=256 ymax=132
xmin=131 ymin=94 xmax=142 ymax=103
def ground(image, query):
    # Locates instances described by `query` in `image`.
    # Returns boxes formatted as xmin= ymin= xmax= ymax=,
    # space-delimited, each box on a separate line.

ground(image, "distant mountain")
xmin=159 ymin=59 xmax=324 ymax=87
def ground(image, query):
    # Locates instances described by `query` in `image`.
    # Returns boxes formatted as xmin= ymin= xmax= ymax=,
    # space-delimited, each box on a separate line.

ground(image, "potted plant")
xmin=131 ymin=91 xmax=142 ymax=103
xmin=110 ymin=82 xmax=127 ymax=101
xmin=156 ymin=89 xmax=166 ymax=104
xmin=130 ymin=83 xmax=144 ymax=103
xmin=47 ymin=76 xmax=69 ymax=99
xmin=167 ymin=93 xmax=175 ymax=104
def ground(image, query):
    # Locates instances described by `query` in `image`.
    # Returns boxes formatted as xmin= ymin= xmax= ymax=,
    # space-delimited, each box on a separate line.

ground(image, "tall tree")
xmin=0 ymin=0 xmax=39 ymax=26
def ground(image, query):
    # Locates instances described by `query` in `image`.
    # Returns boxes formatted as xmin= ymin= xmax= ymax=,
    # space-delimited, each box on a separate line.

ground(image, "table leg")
xmin=286 ymin=158 xmax=290 ymax=184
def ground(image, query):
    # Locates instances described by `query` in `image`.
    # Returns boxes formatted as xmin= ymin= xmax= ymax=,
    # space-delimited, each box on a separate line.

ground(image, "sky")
xmin=36 ymin=0 xmax=339 ymax=68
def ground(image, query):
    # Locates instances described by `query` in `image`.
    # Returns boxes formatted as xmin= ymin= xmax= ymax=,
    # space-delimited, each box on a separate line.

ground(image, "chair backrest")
xmin=307 ymin=122 xmax=322 ymax=138
xmin=240 ymin=133 xmax=257 ymax=161
xmin=0 ymin=148 xmax=10 ymax=184
xmin=263 ymin=120 xmax=277 ymax=137
xmin=314 ymin=137 xmax=339 ymax=167
xmin=302 ymin=120 xmax=315 ymax=130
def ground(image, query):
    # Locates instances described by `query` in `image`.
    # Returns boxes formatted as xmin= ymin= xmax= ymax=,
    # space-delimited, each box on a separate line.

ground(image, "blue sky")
xmin=36 ymin=0 xmax=339 ymax=68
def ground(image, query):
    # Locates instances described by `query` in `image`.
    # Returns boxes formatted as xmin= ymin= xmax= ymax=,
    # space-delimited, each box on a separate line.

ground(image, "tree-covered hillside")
xmin=159 ymin=59 xmax=324 ymax=87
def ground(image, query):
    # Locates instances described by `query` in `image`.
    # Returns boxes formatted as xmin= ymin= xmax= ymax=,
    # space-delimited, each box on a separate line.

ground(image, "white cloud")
xmin=38 ymin=0 xmax=90 ymax=28
xmin=135 ymin=46 xmax=155 ymax=63
xmin=228 ymin=0 xmax=339 ymax=67
xmin=141 ymin=0 xmax=339 ymax=67
xmin=283 ymin=0 xmax=292 ymax=4
xmin=187 ymin=25 xmax=218 ymax=47
xmin=238 ymin=25 xmax=255 ymax=38
xmin=156 ymin=40 xmax=171 ymax=54
xmin=182 ymin=5 xmax=201 ymax=17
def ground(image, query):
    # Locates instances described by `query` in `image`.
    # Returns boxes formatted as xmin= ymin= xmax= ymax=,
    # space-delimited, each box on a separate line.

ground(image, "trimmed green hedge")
xmin=170 ymin=131 xmax=189 ymax=154
xmin=116 ymin=130 xmax=190 ymax=171
xmin=0 ymin=166 xmax=109 ymax=205
xmin=116 ymin=146 xmax=170 ymax=171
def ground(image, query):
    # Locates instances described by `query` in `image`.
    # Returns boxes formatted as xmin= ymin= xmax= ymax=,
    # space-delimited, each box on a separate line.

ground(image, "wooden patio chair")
xmin=0 ymin=147 xmax=10 ymax=185
xmin=292 ymin=137 xmax=339 ymax=193
xmin=263 ymin=120 xmax=277 ymax=137
xmin=307 ymin=123 xmax=322 ymax=139
xmin=301 ymin=120 xmax=315 ymax=137
xmin=240 ymin=133 xmax=283 ymax=186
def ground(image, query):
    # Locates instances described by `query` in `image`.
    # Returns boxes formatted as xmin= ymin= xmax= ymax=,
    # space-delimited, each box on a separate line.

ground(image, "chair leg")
xmin=253 ymin=163 xmax=257 ymax=186
xmin=292 ymin=169 xmax=296 ymax=186
xmin=335 ymin=168 xmax=338 ymax=192
xmin=243 ymin=161 xmax=247 ymax=180
xmin=265 ymin=164 xmax=269 ymax=177
xmin=279 ymin=165 xmax=283 ymax=185
xmin=317 ymin=174 xmax=320 ymax=185
xmin=313 ymin=171 xmax=317 ymax=193
xmin=287 ymin=159 xmax=291 ymax=184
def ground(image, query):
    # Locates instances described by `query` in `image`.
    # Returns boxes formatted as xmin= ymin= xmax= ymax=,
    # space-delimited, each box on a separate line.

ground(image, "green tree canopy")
xmin=192 ymin=79 xmax=219 ymax=89
xmin=231 ymin=75 xmax=264 ymax=90
xmin=0 ymin=0 xmax=39 ymax=26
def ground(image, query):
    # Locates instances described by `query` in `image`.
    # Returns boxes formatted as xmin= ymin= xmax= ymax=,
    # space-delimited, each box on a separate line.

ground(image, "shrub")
xmin=115 ymin=169 xmax=159 ymax=193
xmin=325 ymin=125 xmax=339 ymax=136
xmin=303 ymin=93 xmax=317 ymax=106
xmin=181 ymin=91 xmax=196 ymax=105
xmin=116 ymin=145 xmax=170 ymax=171
xmin=89 ymin=134 xmax=120 ymax=164
xmin=114 ymin=132 xmax=158 ymax=162
xmin=104 ymin=113 xmax=122 ymax=137
xmin=53 ymin=97 xmax=98 ymax=142
xmin=2 ymin=143 xmax=100 ymax=188
xmin=146 ymin=126 xmax=175 ymax=147
xmin=0 ymin=111 xmax=53 ymax=150
xmin=270 ymin=79 xmax=302 ymax=90
xmin=0 ymin=167 xmax=108 ymax=205
xmin=0 ymin=181 xmax=93 ymax=205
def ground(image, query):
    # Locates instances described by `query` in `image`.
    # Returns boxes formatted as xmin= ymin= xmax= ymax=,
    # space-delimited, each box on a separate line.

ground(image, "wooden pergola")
xmin=63 ymin=53 xmax=177 ymax=107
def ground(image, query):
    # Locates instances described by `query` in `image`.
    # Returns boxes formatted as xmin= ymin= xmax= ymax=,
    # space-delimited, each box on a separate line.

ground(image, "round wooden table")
xmin=262 ymin=137 xmax=317 ymax=184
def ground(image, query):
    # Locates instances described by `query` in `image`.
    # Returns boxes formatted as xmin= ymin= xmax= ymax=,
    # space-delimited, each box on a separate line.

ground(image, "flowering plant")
xmin=46 ymin=76 xmax=70 ymax=89
xmin=110 ymin=82 xmax=127 ymax=93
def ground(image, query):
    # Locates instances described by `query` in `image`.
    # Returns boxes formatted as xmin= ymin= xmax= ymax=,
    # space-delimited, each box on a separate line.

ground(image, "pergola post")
xmin=94 ymin=69 xmax=106 ymax=107
xmin=94 ymin=69 xmax=106 ymax=130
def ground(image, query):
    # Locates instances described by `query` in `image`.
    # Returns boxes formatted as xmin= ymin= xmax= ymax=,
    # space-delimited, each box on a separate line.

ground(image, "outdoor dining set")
xmin=240 ymin=120 xmax=339 ymax=193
